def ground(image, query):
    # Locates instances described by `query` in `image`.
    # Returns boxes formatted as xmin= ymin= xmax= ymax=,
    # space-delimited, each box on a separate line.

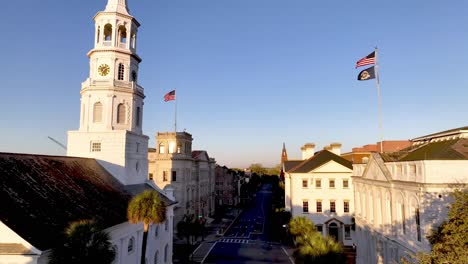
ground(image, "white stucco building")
xmin=148 ymin=132 xmax=216 ymax=226
xmin=284 ymin=143 xmax=355 ymax=246
xmin=353 ymin=126 xmax=468 ymax=264
xmin=0 ymin=1 xmax=176 ymax=263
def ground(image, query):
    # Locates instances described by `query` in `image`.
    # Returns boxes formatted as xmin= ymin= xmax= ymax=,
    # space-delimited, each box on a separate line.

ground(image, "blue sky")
xmin=1 ymin=0 xmax=467 ymax=168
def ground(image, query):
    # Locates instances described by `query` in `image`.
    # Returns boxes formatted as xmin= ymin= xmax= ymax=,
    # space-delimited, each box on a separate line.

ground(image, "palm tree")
xmin=127 ymin=190 xmax=167 ymax=264
xmin=49 ymin=219 xmax=115 ymax=264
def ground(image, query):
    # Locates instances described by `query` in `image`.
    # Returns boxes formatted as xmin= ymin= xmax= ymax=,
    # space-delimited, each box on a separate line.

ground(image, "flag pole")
xmin=375 ymin=47 xmax=383 ymax=153
xmin=174 ymin=89 xmax=177 ymax=133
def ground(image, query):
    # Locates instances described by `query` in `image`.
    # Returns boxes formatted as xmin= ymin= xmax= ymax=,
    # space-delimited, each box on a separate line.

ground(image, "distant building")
xmin=341 ymin=141 xmax=412 ymax=164
xmin=148 ymin=132 xmax=216 ymax=226
xmin=284 ymin=143 xmax=355 ymax=246
xmin=0 ymin=1 xmax=176 ymax=263
xmin=215 ymin=166 xmax=240 ymax=208
xmin=353 ymin=126 xmax=468 ymax=263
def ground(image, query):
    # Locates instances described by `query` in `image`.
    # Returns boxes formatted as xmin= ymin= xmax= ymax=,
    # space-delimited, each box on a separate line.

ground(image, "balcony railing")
xmin=82 ymin=78 xmax=144 ymax=93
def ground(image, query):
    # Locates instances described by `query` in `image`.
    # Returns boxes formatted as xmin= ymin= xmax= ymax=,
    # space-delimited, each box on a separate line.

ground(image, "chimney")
xmin=329 ymin=143 xmax=342 ymax=155
xmin=301 ymin=143 xmax=315 ymax=160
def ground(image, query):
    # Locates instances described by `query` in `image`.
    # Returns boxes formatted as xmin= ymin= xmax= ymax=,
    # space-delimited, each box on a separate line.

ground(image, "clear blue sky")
xmin=1 ymin=0 xmax=467 ymax=168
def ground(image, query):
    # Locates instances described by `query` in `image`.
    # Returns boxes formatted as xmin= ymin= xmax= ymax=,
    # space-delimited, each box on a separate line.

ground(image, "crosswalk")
xmin=218 ymin=238 xmax=250 ymax=244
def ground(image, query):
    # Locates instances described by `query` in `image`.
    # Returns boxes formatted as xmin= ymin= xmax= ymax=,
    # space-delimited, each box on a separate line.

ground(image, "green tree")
xmin=412 ymin=189 xmax=468 ymax=264
xmin=249 ymin=163 xmax=267 ymax=176
xmin=288 ymin=217 xmax=344 ymax=264
xmin=49 ymin=220 xmax=115 ymax=264
xmin=128 ymin=190 xmax=167 ymax=264
xmin=267 ymin=164 xmax=281 ymax=176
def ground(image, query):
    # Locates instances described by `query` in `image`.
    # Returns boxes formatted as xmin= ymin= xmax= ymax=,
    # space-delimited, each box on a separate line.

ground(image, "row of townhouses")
xmin=283 ymin=126 xmax=468 ymax=263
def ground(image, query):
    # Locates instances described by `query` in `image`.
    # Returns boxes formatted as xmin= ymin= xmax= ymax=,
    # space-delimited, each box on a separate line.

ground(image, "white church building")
xmin=0 ymin=1 xmax=176 ymax=263
xmin=353 ymin=126 xmax=468 ymax=263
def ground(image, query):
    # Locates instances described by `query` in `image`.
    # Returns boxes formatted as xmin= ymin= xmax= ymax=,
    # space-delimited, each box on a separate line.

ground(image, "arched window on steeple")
xmin=131 ymin=32 xmax=136 ymax=49
xmin=93 ymin=102 xmax=103 ymax=123
xmin=117 ymin=103 xmax=126 ymax=124
xmin=104 ymin=24 xmax=113 ymax=46
xmin=131 ymin=71 xmax=137 ymax=82
xmin=119 ymin=26 xmax=127 ymax=48
xmin=118 ymin=63 xmax=125 ymax=80
xmin=96 ymin=27 xmax=100 ymax=44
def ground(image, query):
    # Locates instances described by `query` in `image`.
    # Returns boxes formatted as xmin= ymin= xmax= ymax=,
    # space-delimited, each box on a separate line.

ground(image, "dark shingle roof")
xmin=381 ymin=138 xmax=468 ymax=161
xmin=288 ymin=150 xmax=352 ymax=173
xmin=0 ymin=244 xmax=35 ymax=255
xmin=0 ymin=153 xmax=132 ymax=250
xmin=283 ymin=161 xmax=302 ymax=172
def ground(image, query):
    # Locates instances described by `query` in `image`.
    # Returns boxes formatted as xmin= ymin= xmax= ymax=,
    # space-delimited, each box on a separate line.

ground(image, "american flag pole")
xmin=174 ymin=89 xmax=177 ymax=133
xmin=375 ymin=47 xmax=383 ymax=153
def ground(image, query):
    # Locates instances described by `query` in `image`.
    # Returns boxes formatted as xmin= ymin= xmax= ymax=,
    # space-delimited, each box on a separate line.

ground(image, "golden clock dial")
xmin=98 ymin=64 xmax=110 ymax=76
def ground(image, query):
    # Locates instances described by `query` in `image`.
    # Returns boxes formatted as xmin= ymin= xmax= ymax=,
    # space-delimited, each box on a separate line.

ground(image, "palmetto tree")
xmin=49 ymin=219 xmax=115 ymax=264
xmin=128 ymin=190 xmax=167 ymax=264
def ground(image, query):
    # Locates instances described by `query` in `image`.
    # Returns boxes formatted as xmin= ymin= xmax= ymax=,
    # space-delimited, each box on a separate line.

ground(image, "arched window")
xmin=93 ymin=102 xmax=103 ymax=123
xmin=396 ymin=194 xmax=406 ymax=236
xmin=410 ymin=198 xmax=421 ymax=242
xmin=369 ymin=192 xmax=374 ymax=223
xmin=118 ymin=63 xmax=125 ymax=80
xmin=131 ymin=33 xmax=137 ymax=49
xmin=164 ymin=244 xmax=168 ymax=263
xmin=132 ymin=70 xmax=137 ymax=82
xmin=159 ymin=143 xmax=165 ymax=154
xmin=136 ymin=107 xmax=141 ymax=126
xmin=117 ymin=103 xmax=126 ymax=124
xmin=128 ymin=237 xmax=135 ymax=253
xmin=385 ymin=191 xmax=392 ymax=233
xmin=104 ymin=24 xmax=113 ymax=44
xmin=154 ymin=251 xmax=159 ymax=264
xmin=97 ymin=27 xmax=100 ymax=44
xmin=119 ymin=25 xmax=127 ymax=45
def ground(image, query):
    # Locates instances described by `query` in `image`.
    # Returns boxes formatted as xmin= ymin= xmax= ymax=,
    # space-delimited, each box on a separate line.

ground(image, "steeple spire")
xmin=105 ymin=0 xmax=130 ymax=15
xmin=281 ymin=142 xmax=288 ymax=163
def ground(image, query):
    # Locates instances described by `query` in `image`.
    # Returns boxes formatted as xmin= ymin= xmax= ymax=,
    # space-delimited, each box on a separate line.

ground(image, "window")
xmin=132 ymin=70 xmax=137 ymax=82
xmin=91 ymin=142 xmax=101 ymax=152
xmin=344 ymin=201 xmax=350 ymax=213
xmin=154 ymin=225 xmax=159 ymax=237
xmin=415 ymin=208 xmax=421 ymax=241
xmin=128 ymin=237 xmax=135 ymax=253
xmin=168 ymin=142 xmax=176 ymax=154
xmin=154 ymin=251 xmax=159 ymax=264
xmin=302 ymin=179 xmax=308 ymax=188
xmin=316 ymin=225 xmax=323 ymax=234
xmin=119 ymin=25 xmax=127 ymax=44
xmin=329 ymin=179 xmax=335 ymax=188
xmin=177 ymin=143 xmax=182 ymax=154
xmin=136 ymin=142 xmax=140 ymax=153
xmin=117 ymin=103 xmax=126 ymax=124
xmin=330 ymin=201 xmax=336 ymax=213
xmin=344 ymin=225 xmax=352 ymax=240
xmin=302 ymin=200 xmax=309 ymax=213
xmin=136 ymin=107 xmax=141 ymax=126
xmin=118 ymin=63 xmax=125 ymax=80
xmin=316 ymin=201 xmax=322 ymax=213
xmin=164 ymin=244 xmax=168 ymax=263
xmin=316 ymin=179 xmax=321 ymax=188
xmin=163 ymin=171 xmax=168 ymax=182
xmin=136 ymin=162 xmax=139 ymax=172
xmin=104 ymin=24 xmax=112 ymax=42
xmin=131 ymin=33 xmax=136 ymax=49
xmin=159 ymin=143 xmax=165 ymax=154
xmin=93 ymin=102 xmax=103 ymax=123
xmin=149 ymin=173 xmax=154 ymax=180
xmin=172 ymin=171 xmax=177 ymax=182
xmin=343 ymin=179 xmax=349 ymax=188
xmin=401 ymin=203 xmax=406 ymax=234
xmin=97 ymin=28 xmax=100 ymax=44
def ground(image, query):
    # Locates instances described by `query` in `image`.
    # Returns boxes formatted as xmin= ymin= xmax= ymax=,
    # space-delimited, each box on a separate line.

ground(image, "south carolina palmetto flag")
xmin=164 ymin=90 xmax=176 ymax=102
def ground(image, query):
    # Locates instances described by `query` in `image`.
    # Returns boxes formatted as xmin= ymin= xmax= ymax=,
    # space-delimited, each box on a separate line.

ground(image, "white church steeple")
xmin=67 ymin=0 xmax=149 ymax=185
xmin=105 ymin=0 xmax=130 ymax=15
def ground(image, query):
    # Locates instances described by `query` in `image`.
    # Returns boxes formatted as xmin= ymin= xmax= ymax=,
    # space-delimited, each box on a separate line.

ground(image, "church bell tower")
xmin=67 ymin=0 xmax=149 ymax=185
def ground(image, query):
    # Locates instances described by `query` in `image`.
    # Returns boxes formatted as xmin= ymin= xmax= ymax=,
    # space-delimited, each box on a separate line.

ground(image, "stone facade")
xmin=353 ymin=127 xmax=468 ymax=264
xmin=215 ymin=166 xmax=240 ymax=208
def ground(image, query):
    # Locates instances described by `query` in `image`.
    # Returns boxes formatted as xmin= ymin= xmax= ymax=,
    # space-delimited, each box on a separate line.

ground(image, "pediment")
xmin=311 ymin=160 xmax=353 ymax=173
xmin=361 ymin=155 xmax=392 ymax=182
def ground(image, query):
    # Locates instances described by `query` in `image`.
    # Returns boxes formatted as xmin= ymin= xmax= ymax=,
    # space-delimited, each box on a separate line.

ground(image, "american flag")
xmin=355 ymin=51 xmax=375 ymax=68
xmin=164 ymin=90 xmax=176 ymax=102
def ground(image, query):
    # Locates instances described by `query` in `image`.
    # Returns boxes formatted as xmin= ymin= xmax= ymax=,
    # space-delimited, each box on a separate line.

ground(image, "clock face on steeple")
xmin=98 ymin=64 xmax=110 ymax=76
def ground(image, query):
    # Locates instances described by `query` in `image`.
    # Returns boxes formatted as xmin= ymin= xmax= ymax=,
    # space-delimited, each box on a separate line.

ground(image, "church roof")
xmin=381 ymin=138 xmax=468 ymax=162
xmin=0 ymin=152 xmax=172 ymax=251
xmin=288 ymin=150 xmax=353 ymax=173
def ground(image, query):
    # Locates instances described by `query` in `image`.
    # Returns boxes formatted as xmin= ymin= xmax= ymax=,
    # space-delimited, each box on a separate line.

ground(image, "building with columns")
xmin=353 ymin=126 xmax=468 ymax=263
xmin=284 ymin=143 xmax=355 ymax=246
xmin=148 ymin=132 xmax=216 ymax=226
xmin=0 ymin=1 xmax=176 ymax=263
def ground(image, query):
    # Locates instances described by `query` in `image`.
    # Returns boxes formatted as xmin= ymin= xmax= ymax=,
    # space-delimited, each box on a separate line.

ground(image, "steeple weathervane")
xmin=105 ymin=0 xmax=130 ymax=15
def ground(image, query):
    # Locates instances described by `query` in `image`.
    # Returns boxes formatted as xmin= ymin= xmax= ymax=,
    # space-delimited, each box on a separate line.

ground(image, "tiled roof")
xmin=0 ymin=244 xmax=35 ymax=255
xmin=412 ymin=126 xmax=468 ymax=141
xmin=381 ymin=138 xmax=468 ymax=161
xmin=288 ymin=150 xmax=352 ymax=173
xmin=0 ymin=153 xmax=133 ymax=250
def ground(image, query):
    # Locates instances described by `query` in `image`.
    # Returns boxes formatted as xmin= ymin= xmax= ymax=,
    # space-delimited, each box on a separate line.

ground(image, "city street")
xmin=202 ymin=184 xmax=293 ymax=263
